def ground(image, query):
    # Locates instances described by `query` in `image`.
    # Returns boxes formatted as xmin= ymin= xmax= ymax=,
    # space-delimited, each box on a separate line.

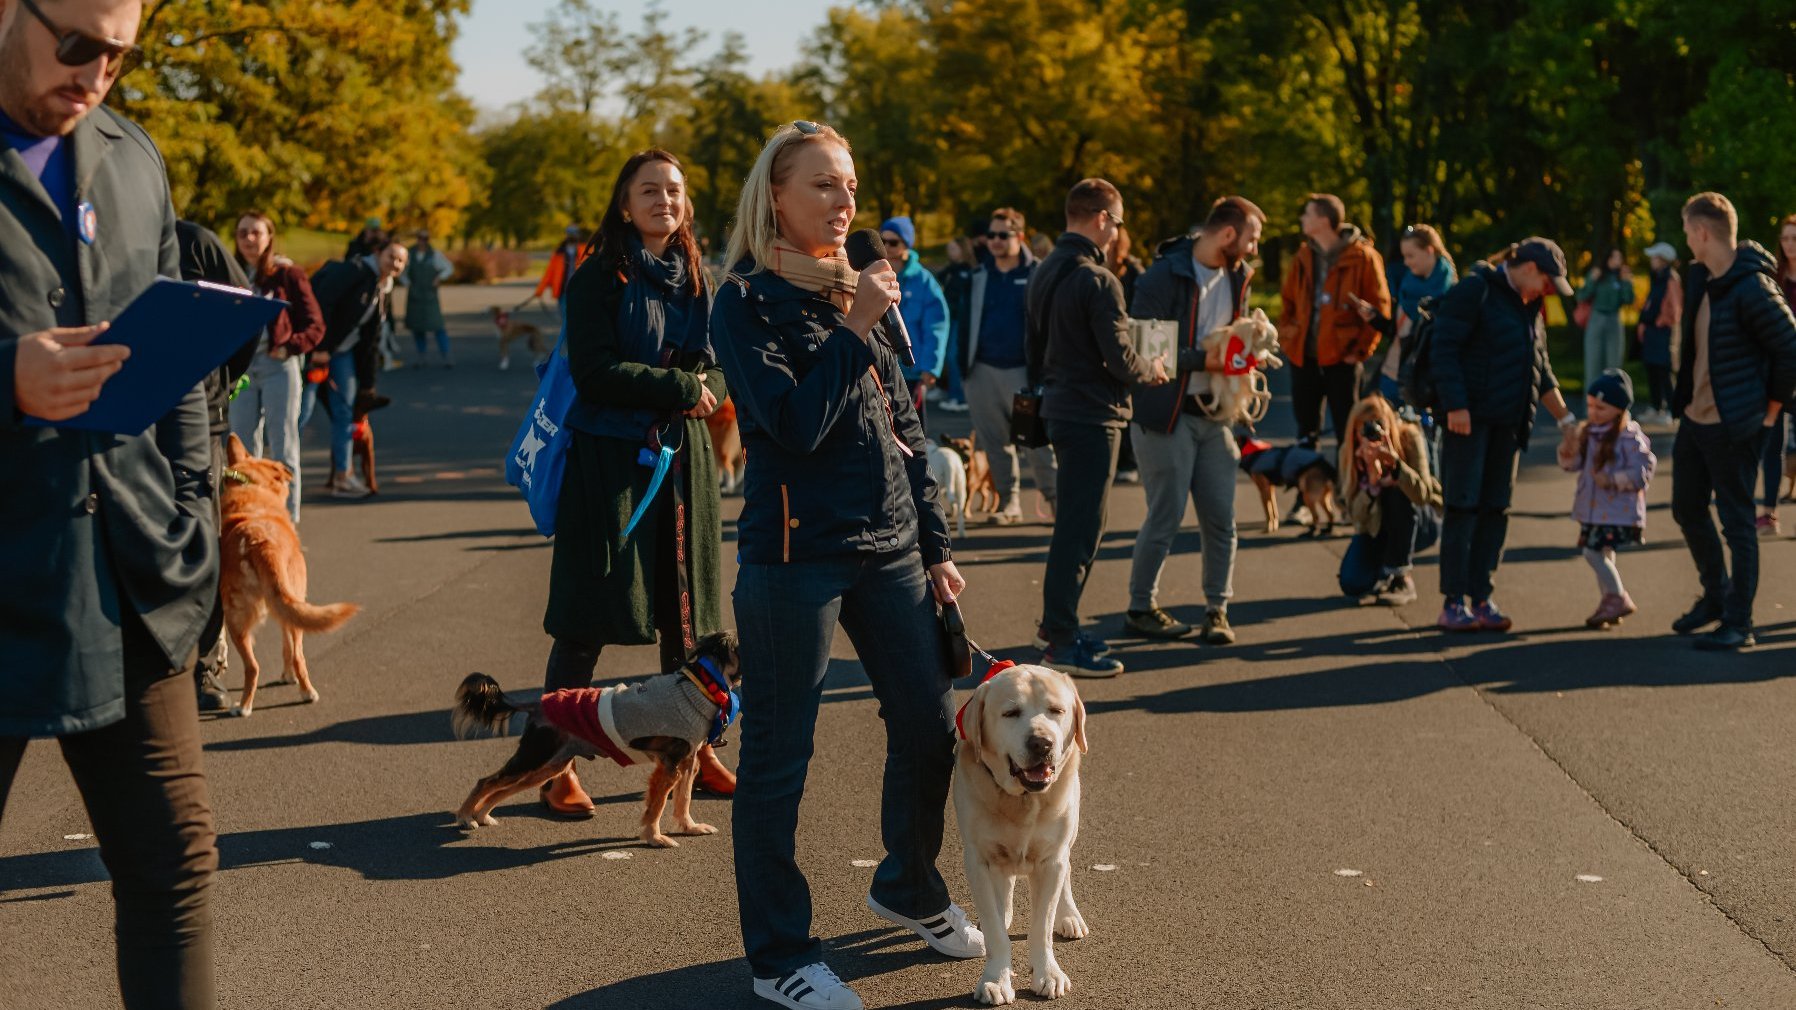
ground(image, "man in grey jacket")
xmin=1026 ymin=179 xmax=1168 ymax=677
xmin=960 ymin=207 xmax=1057 ymax=523
xmin=1 ymin=1 xmax=219 ymax=1005
xmin=1124 ymin=196 xmax=1264 ymax=646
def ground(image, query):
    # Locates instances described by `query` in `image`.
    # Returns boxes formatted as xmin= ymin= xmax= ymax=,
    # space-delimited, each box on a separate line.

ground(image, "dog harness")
xmin=954 ymin=660 xmax=1016 ymax=741
xmin=1222 ymin=332 xmax=1258 ymax=377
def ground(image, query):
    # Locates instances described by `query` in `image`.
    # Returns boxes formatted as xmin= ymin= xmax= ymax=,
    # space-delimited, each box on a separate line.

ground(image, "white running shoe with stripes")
xmin=752 ymin=962 xmax=863 ymax=1010
xmin=866 ymin=893 xmax=985 ymax=958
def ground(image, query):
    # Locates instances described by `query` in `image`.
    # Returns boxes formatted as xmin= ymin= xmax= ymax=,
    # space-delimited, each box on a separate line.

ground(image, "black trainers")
xmin=195 ymin=669 xmax=231 ymax=712
xmin=1201 ymin=609 xmax=1236 ymax=645
xmin=1672 ymin=596 xmax=1725 ymax=636
xmin=1125 ymin=608 xmax=1193 ymax=639
xmin=1694 ymin=625 xmax=1755 ymax=651
xmin=1041 ymin=638 xmax=1124 ymax=678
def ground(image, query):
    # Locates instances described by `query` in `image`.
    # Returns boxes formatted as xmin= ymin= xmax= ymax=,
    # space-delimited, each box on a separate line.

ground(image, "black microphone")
xmin=843 ymin=228 xmax=915 ymax=367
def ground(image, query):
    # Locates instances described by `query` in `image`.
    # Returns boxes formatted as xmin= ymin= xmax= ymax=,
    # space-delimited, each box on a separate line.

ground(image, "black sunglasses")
xmin=20 ymin=0 xmax=143 ymax=78
xmin=881 ymin=236 xmax=904 ymax=247
xmin=986 ymin=230 xmax=1014 ymax=241
xmin=792 ymin=120 xmax=821 ymax=136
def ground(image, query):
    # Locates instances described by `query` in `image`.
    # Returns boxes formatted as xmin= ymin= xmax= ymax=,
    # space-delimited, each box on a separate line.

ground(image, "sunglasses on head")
xmin=20 ymin=0 xmax=143 ymax=78
xmin=791 ymin=120 xmax=821 ymax=136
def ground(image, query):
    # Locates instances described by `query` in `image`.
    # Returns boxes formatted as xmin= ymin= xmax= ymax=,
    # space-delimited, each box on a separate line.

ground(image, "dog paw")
xmin=675 ymin=821 xmax=717 ymax=836
xmin=642 ymin=833 xmax=679 ymax=849
xmin=1055 ymin=911 xmax=1089 ymax=940
xmin=1031 ymin=964 xmax=1072 ymax=999
xmin=973 ymin=969 xmax=1015 ymax=1005
xmin=478 ymin=813 xmax=499 ymax=827
xmin=302 ymin=687 xmax=320 ymax=703
xmin=229 ymin=704 xmax=252 ymax=718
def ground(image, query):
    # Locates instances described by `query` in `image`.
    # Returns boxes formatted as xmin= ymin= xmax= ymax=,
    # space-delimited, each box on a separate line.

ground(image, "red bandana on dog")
xmin=1223 ymin=332 xmax=1257 ymax=377
xmin=955 ymin=660 xmax=1017 ymax=740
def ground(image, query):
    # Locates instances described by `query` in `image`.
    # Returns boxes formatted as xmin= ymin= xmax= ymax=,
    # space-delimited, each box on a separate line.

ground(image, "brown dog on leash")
xmin=451 ymin=631 xmax=740 ymax=848
xmin=492 ymin=305 xmax=548 ymax=370
xmin=942 ymin=433 xmax=999 ymax=515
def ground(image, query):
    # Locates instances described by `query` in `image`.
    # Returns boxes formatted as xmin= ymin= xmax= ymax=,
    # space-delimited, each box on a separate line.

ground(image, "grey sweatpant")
xmin=965 ymin=362 xmax=1057 ymax=510
xmin=1128 ymin=413 xmax=1239 ymax=612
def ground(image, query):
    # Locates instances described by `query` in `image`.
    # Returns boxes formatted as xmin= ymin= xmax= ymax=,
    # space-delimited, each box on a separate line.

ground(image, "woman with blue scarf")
xmin=1359 ymin=223 xmax=1458 ymax=403
xmin=536 ymin=150 xmax=734 ymax=816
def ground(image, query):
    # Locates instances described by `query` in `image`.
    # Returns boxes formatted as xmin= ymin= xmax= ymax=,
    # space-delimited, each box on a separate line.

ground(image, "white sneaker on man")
xmin=331 ymin=474 xmax=374 ymax=499
xmin=866 ymin=893 xmax=985 ymax=958
xmin=752 ymin=962 xmax=863 ymax=1010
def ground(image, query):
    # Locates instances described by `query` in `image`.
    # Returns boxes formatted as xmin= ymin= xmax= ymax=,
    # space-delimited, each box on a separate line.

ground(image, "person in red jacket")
xmin=1278 ymin=193 xmax=1392 ymax=448
xmin=230 ymin=210 xmax=325 ymax=522
xmin=530 ymin=224 xmax=589 ymax=327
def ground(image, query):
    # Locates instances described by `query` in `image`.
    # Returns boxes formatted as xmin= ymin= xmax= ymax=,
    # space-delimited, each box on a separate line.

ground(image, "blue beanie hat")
xmin=1587 ymin=368 xmax=1634 ymax=411
xmin=879 ymin=216 xmax=916 ymax=250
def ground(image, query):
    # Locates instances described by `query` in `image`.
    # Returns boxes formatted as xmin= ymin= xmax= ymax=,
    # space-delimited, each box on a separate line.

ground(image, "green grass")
xmin=282 ymin=227 xmax=349 ymax=272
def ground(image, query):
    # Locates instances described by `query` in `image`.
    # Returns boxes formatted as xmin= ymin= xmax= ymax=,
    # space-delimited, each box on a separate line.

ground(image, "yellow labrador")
xmin=952 ymin=664 xmax=1090 ymax=1004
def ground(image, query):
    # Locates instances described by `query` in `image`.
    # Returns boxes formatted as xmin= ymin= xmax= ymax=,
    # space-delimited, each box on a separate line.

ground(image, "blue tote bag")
xmin=505 ymin=324 xmax=575 ymax=536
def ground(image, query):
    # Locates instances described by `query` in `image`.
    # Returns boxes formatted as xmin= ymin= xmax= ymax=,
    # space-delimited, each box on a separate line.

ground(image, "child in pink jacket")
xmin=1558 ymin=368 xmax=1656 ymax=628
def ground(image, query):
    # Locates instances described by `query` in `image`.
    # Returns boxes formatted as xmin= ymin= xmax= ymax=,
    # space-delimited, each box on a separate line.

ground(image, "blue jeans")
xmin=732 ymin=552 xmax=956 ymax=978
xmin=325 ymin=351 xmax=357 ymax=473
xmin=412 ymin=328 xmax=450 ymax=360
xmin=228 ymin=352 xmax=304 ymax=521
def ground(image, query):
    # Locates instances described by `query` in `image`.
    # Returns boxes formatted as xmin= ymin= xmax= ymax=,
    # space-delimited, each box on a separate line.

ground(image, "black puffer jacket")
xmin=1429 ymin=262 xmax=1559 ymax=445
xmin=710 ymin=263 xmax=950 ymax=568
xmin=1672 ymin=242 xmax=1796 ymax=442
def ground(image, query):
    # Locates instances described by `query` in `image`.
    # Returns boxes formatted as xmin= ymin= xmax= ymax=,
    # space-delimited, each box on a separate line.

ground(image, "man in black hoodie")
xmin=1026 ymin=179 xmax=1168 ymax=677
xmin=1670 ymin=192 xmax=1796 ymax=651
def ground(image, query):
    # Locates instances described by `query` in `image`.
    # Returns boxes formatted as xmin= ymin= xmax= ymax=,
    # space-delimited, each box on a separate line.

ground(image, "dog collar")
xmin=681 ymin=656 xmax=740 ymax=745
xmin=955 ymin=660 xmax=1016 ymax=741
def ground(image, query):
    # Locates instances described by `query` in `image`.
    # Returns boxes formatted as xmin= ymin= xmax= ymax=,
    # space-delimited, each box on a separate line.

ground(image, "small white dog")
xmin=1199 ymin=307 xmax=1283 ymax=427
xmin=952 ymin=663 xmax=1089 ymax=1004
xmin=927 ymin=438 xmax=969 ymax=539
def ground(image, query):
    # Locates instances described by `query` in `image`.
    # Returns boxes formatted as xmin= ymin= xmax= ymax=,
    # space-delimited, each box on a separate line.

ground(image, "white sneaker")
xmin=939 ymin=399 xmax=969 ymax=413
xmin=867 ymin=893 xmax=985 ymax=958
xmin=752 ymin=962 xmax=863 ymax=1010
xmin=331 ymin=474 xmax=374 ymax=499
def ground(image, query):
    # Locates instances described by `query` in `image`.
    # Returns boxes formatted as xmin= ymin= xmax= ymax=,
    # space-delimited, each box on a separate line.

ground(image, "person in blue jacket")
xmin=879 ymin=215 xmax=950 ymax=421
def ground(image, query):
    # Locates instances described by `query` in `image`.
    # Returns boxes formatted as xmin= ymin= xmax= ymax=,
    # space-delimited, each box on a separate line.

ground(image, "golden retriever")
xmin=952 ymin=664 xmax=1090 ymax=1004
xmin=219 ymin=435 xmax=360 ymax=716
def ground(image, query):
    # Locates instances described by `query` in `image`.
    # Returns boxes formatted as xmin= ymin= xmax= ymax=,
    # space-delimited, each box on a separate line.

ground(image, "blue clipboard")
xmin=26 ymin=277 xmax=288 ymax=435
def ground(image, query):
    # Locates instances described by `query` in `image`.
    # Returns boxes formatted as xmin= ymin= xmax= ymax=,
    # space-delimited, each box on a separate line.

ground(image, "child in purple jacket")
xmin=1558 ymin=368 xmax=1657 ymax=628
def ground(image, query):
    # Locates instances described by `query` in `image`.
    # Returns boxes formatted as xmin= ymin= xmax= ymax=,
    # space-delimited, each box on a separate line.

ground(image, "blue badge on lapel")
xmin=76 ymin=201 xmax=98 ymax=245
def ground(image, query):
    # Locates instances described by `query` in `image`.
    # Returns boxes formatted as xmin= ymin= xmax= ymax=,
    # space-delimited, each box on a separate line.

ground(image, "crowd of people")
xmin=5 ymin=1 xmax=1796 ymax=1005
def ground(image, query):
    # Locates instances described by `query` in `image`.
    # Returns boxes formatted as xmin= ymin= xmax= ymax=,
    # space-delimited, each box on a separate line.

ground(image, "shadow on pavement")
xmin=556 ymin=927 xmax=984 ymax=1009
xmin=204 ymin=708 xmax=456 ymax=751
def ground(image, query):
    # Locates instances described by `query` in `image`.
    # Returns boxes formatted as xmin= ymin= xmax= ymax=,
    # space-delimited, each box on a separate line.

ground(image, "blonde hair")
xmin=724 ymin=121 xmax=852 ymax=275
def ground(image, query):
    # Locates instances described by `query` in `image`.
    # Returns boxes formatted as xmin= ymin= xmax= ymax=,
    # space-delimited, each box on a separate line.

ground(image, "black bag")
xmin=1400 ymin=283 xmax=1487 ymax=412
xmin=1011 ymin=387 xmax=1049 ymax=448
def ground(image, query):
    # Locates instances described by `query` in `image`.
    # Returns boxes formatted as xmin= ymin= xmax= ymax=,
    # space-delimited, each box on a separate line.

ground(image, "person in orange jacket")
xmin=1278 ymin=193 xmax=1392 ymax=447
xmin=529 ymin=224 xmax=589 ymax=326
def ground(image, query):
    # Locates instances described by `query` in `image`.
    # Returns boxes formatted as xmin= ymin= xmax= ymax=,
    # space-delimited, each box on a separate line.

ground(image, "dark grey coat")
xmin=0 ymin=107 xmax=216 ymax=737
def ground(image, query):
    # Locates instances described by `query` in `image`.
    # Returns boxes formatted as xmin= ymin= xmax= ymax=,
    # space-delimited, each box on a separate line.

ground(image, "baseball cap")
xmin=1512 ymin=238 xmax=1574 ymax=297
xmin=1644 ymin=241 xmax=1678 ymax=262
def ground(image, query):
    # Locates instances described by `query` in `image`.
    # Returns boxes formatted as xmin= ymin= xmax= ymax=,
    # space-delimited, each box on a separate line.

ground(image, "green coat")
xmin=543 ymin=258 xmax=726 ymax=654
xmin=403 ymin=245 xmax=451 ymax=333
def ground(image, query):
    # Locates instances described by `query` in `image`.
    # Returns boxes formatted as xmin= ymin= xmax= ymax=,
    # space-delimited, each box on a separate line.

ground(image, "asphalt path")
xmin=4 ymin=280 xmax=1795 ymax=1009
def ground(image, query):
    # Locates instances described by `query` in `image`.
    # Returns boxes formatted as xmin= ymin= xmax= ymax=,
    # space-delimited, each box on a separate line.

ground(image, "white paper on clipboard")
xmin=1130 ymin=319 xmax=1178 ymax=366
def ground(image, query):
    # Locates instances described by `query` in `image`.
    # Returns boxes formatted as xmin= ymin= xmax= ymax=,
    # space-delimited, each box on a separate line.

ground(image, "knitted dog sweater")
xmin=538 ymin=674 xmax=717 ymax=767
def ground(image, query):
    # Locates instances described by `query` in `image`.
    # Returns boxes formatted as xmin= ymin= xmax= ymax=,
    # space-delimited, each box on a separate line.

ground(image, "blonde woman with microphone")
xmin=711 ymin=121 xmax=980 ymax=1010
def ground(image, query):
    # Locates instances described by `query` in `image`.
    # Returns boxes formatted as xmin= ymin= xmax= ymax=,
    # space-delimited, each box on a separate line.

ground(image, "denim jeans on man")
xmin=964 ymin=363 xmax=1057 ymax=510
xmin=1437 ymin=420 xmax=1521 ymax=601
xmin=1128 ymin=414 xmax=1238 ymax=613
xmin=732 ymin=552 xmax=955 ymax=978
xmin=1039 ymin=420 xmax=1122 ymax=646
xmin=325 ymin=350 xmax=358 ymax=473
xmin=228 ymin=351 xmax=304 ymax=521
xmin=412 ymin=328 xmax=451 ymax=361
xmin=0 ymin=611 xmax=218 ymax=1009
xmin=1673 ymin=421 xmax=1768 ymax=628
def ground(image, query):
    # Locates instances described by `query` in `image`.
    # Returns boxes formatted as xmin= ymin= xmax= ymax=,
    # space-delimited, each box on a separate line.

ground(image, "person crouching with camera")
xmin=710 ymin=121 xmax=980 ymax=1010
xmin=1337 ymin=394 xmax=1441 ymax=605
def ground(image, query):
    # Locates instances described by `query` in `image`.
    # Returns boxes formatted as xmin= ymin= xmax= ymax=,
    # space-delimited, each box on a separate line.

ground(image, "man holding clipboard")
xmin=0 ymin=0 xmax=224 ymax=1006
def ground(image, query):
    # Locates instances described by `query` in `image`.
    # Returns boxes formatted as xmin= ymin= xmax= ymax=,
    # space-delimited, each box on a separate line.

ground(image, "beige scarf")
xmin=766 ymin=239 xmax=858 ymax=312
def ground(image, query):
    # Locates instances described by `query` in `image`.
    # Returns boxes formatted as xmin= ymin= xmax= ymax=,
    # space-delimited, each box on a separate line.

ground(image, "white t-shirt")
xmin=1191 ymin=256 xmax=1233 ymax=340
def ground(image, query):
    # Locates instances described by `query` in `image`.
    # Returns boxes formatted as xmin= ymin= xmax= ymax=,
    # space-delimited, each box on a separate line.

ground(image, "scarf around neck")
xmin=766 ymin=238 xmax=858 ymax=311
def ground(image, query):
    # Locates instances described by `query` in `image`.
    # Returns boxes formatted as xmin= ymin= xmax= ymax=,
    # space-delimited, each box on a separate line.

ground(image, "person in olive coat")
xmin=403 ymin=229 xmax=454 ymax=367
xmin=535 ymin=149 xmax=733 ymax=815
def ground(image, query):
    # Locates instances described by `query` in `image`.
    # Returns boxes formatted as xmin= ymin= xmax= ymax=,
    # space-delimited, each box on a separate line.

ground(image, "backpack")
xmin=1399 ymin=281 xmax=1488 ymax=412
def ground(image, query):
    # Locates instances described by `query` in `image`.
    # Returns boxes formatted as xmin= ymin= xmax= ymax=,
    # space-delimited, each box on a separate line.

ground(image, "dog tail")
xmin=452 ymin=673 xmax=529 ymax=740
xmin=250 ymin=541 xmax=360 ymax=633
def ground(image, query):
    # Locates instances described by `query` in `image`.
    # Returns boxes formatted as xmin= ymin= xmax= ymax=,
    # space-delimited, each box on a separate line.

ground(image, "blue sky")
xmin=454 ymin=0 xmax=836 ymax=113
